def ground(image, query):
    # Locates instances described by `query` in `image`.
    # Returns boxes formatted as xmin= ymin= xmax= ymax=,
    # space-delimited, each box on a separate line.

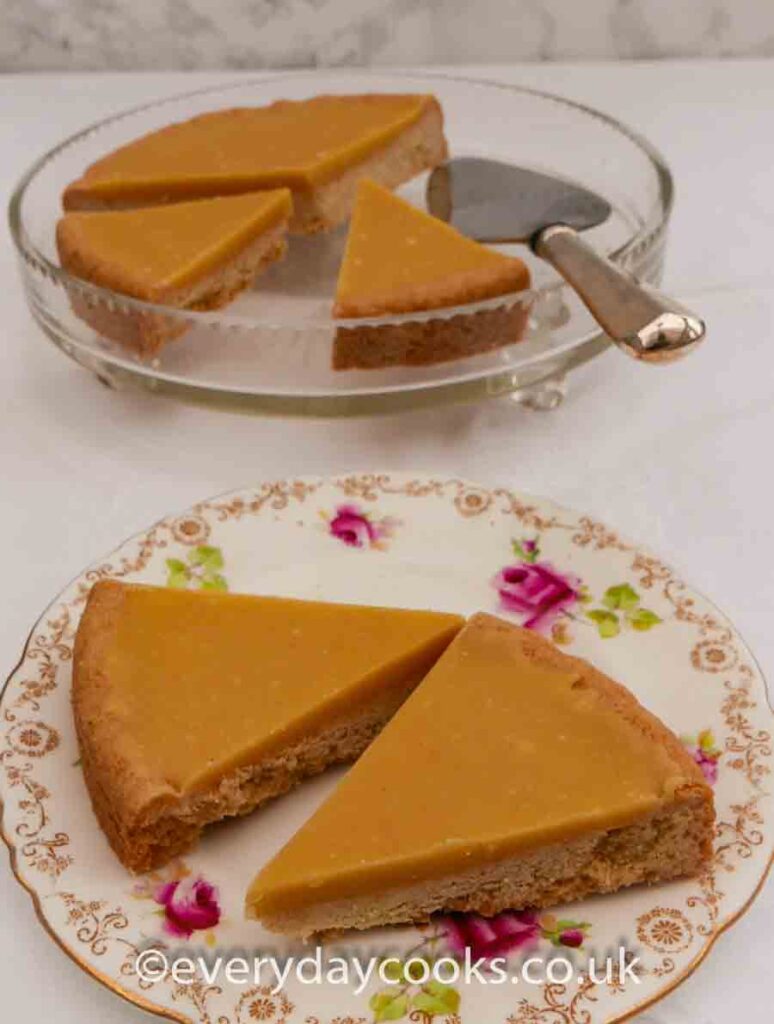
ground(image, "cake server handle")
xmin=532 ymin=224 xmax=705 ymax=363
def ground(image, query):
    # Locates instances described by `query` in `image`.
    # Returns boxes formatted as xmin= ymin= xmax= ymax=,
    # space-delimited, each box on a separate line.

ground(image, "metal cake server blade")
xmin=427 ymin=157 xmax=705 ymax=364
xmin=427 ymin=158 xmax=612 ymax=244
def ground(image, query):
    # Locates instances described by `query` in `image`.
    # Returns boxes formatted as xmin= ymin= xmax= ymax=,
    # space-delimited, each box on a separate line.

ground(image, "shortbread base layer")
xmin=252 ymin=792 xmax=714 ymax=939
xmin=333 ymin=301 xmax=530 ymax=370
xmin=79 ymin=689 xmax=413 ymax=874
xmin=63 ymin=220 xmax=287 ymax=358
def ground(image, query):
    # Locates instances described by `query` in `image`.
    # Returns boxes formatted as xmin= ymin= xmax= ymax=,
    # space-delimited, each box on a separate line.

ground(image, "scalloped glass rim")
xmin=8 ymin=71 xmax=673 ymax=413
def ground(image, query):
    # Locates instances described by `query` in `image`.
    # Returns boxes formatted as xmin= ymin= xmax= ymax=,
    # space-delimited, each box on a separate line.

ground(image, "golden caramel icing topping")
xmin=63 ymin=95 xmax=437 ymax=209
xmin=333 ymin=179 xmax=531 ymax=318
xmin=248 ymin=613 xmax=688 ymax=916
xmin=56 ymin=190 xmax=291 ymax=299
xmin=87 ymin=582 xmax=463 ymax=794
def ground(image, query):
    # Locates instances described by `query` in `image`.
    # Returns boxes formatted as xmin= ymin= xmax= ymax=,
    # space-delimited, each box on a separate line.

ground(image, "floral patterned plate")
xmin=2 ymin=474 xmax=772 ymax=1024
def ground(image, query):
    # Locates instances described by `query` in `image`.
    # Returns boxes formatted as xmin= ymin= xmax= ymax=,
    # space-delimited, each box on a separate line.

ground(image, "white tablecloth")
xmin=1 ymin=60 xmax=773 ymax=1023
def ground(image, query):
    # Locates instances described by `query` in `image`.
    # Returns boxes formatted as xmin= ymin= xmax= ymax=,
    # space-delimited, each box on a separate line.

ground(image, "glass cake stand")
xmin=8 ymin=71 xmax=672 ymax=416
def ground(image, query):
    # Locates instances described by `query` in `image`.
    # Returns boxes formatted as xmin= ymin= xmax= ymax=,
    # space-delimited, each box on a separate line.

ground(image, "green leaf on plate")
xmin=200 ymin=573 xmax=228 ymax=592
xmin=698 ymin=729 xmax=718 ymax=753
xmin=601 ymin=583 xmax=639 ymax=611
xmin=554 ymin=918 xmax=580 ymax=931
xmin=189 ymin=545 xmax=224 ymax=570
xmin=165 ymin=558 xmax=187 ymax=574
xmin=626 ymin=607 xmax=662 ymax=631
xmin=587 ymin=608 xmax=621 ymax=638
xmin=512 ymin=538 xmax=539 ymax=563
xmin=166 ymin=569 xmax=189 ymax=589
xmin=411 ymin=981 xmax=461 ymax=1017
xmin=370 ymin=991 xmax=409 ymax=1021
xmin=411 ymin=983 xmax=458 ymax=1015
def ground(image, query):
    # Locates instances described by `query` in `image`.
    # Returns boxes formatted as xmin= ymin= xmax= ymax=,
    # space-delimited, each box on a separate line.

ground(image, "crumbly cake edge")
xmin=332 ymin=300 xmax=530 ymax=370
xmin=58 ymin=218 xmax=288 ymax=357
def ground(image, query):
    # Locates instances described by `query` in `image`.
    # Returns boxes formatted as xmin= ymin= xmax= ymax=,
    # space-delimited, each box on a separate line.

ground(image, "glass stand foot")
xmin=511 ymin=372 xmax=568 ymax=411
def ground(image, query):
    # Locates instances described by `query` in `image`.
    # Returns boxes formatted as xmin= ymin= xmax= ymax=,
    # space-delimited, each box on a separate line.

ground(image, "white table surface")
xmin=1 ymin=60 xmax=773 ymax=1023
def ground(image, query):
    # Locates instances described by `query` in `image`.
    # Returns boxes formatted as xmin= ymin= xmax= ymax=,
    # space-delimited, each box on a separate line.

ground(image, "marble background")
xmin=1 ymin=0 xmax=773 ymax=71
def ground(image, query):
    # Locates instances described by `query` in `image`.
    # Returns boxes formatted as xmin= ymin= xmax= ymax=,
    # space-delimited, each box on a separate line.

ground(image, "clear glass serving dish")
xmin=9 ymin=71 xmax=672 ymax=416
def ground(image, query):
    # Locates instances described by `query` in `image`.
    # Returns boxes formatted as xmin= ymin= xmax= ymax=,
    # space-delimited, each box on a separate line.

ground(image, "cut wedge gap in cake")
xmin=56 ymin=190 xmax=293 ymax=356
xmin=332 ymin=180 xmax=532 ymax=370
xmin=72 ymin=580 xmax=464 ymax=872
xmin=62 ymin=94 xmax=448 ymax=234
xmin=247 ymin=613 xmax=714 ymax=938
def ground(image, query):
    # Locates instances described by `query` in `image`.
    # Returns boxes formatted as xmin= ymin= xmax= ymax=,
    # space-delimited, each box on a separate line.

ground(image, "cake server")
xmin=427 ymin=157 xmax=705 ymax=363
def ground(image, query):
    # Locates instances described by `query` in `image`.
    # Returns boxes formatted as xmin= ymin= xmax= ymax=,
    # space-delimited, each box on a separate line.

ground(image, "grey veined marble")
xmin=2 ymin=0 xmax=774 ymax=71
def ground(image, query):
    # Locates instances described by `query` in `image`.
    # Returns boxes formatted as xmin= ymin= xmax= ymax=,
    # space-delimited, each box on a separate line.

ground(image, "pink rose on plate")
xmin=557 ymin=928 xmax=585 ymax=948
xmin=694 ymin=749 xmax=719 ymax=785
xmin=154 ymin=876 xmax=221 ymax=939
xmin=539 ymin=913 xmax=591 ymax=949
xmin=493 ymin=561 xmax=580 ymax=631
xmin=329 ymin=504 xmax=377 ymax=547
xmin=326 ymin=504 xmax=398 ymax=550
xmin=683 ymin=729 xmax=721 ymax=785
xmin=439 ymin=911 xmax=542 ymax=962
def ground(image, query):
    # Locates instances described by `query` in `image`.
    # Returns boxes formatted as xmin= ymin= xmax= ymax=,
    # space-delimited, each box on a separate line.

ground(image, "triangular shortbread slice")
xmin=62 ymin=94 xmax=447 ymax=234
xmin=56 ymin=190 xmax=292 ymax=355
xmin=332 ymin=180 xmax=531 ymax=369
xmin=247 ymin=613 xmax=714 ymax=937
xmin=73 ymin=581 xmax=463 ymax=872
